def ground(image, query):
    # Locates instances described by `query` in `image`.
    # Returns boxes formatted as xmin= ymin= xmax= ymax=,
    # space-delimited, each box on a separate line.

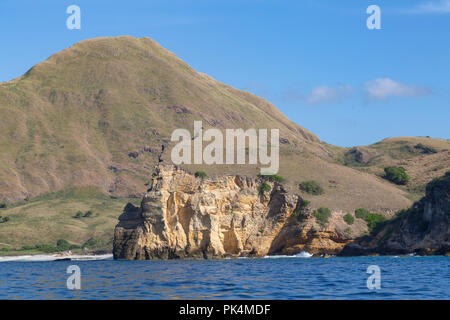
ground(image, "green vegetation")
xmin=354 ymin=208 xmax=387 ymax=232
xmin=343 ymin=213 xmax=354 ymax=225
xmin=73 ymin=210 xmax=94 ymax=218
xmin=83 ymin=237 xmax=100 ymax=248
xmin=258 ymin=182 xmax=271 ymax=195
xmin=414 ymin=143 xmax=437 ymax=154
xmin=299 ymin=180 xmax=324 ymax=195
xmin=0 ymin=36 xmax=438 ymax=237
xmin=344 ymin=227 xmax=352 ymax=234
xmin=364 ymin=213 xmax=387 ymax=232
xmin=292 ymin=200 xmax=310 ymax=222
xmin=0 ymin=203 xmax=7 ymax=209
xmin=383 ymin=166 xmax=410 ymax=185
xmin=335 ymin=137 xmax=450 ymax=201
xmin=297 ymin=200 xmax=310 ymax=211
xmin=84 ymin=210 xmax=93 ymax=217
xmin=34 ymin=244 xmax=56 ymax=253
xmin=257 ymin=174 xmax=285 ymax=183
xmin=313 ymin=207 xmax=331 ymax=227
xmin=355 ymin=208 xmax=370 ymax=219
xmin=56 ymin=239 xmax=71 ymax=251
xmin=194 ymin=171 xmax=207 ymax=178
xmin=0 ymin=216 xmax=10 ymax=223
xmin=0 ymin=187 xmax=140 ymax=255
xmin=14 ymin=239 xmax=81 ymax=253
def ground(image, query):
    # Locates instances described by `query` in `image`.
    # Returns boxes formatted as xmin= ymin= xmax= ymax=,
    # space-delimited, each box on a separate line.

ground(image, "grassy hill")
xmin=329 ymin=137 xmax=450 ymax=201
xmin=0 ymin=36 xmax=446 ymax=253
xmin=0 ymin=187 xmax=140 ymax=254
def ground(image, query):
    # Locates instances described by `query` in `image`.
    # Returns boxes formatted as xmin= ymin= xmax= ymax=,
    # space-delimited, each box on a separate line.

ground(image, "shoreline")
xmin=0 ymin=253 xmax=113 ymax=262
xmin=1 ymin=252 xmax=447 ymax=262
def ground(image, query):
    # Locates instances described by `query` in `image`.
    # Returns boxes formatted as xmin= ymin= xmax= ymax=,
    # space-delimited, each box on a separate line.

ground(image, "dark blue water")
xmin=0 ymin=256 xmax=448 ymax=299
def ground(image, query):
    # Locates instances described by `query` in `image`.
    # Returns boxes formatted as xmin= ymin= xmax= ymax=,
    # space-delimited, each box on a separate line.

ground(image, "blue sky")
xmin=0 ymin=0 xmax=448 ymax=147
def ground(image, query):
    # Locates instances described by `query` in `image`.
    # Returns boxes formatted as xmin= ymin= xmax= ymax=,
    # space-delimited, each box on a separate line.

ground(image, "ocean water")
xmin=0 ymin=255 xmax=448 ymax=299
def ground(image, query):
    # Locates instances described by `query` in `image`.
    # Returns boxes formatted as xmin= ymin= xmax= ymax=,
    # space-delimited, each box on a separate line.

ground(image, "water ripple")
xmin=0 ymin=256 xmax=448 ymax=299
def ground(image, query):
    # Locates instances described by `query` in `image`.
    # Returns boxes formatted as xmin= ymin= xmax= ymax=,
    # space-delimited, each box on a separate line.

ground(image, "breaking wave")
xmin=264 ymin=251 xmax=313 ymax=259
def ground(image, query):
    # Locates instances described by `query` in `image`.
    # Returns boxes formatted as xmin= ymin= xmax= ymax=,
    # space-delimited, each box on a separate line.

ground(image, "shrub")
xmin=343 ymin=213 xmax=354 ymax=225
xmin=297 ymin=199 xmax=310 ymax=211
xmin=35 ymin=244 xmax=56 ymax=253
xmin=384 ymin=167 xmax=410 ymax=185
xmin=74 ymin=211 xmax=83 ymax=218
xmin=194 ymin=171 xmax=207 ymax=178
xmin=0 ymin=203 xmax=7 ymax=209
xmin=258 ymin=182 xmax=271 ymax=195
xmin=83 ymin=237 xmax=100 ymax=248
xmin=355 ymin=208 xmax=370 ymax=219
xmin=110 ymin=195 xmax=118 ymax=199
xmin=292 ymin=200 xmax=310 ymax=221
xmin=258 ymin=174 xmax=285 ymax=183
xmin=313 ymin=207 xmax=331 ymax=227
xmin=0 ymin=216 xmax=10 ymax=223
xmin=354 ymin=208 xmax=387 ymax=233
xmin=414 ymin=143 xmax=437 ymax=154
xmin=20 ymin=245 xmax=35 ymax=251
xmin=364 ymin=213 xmax=387 ymax=232
xmin=344 ymin=227 xmax=352 ymax=234
xmin=299 ymin=181 xmax=324 ymax=195
xmin=56 ymin=239 xmax=71 ymax=251
xmin=83 ymin=210 xmax=93 ymax=218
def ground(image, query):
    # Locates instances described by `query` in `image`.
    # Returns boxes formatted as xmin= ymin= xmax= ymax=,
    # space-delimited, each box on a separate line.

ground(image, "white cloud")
xmin=364 ymin=78 xmax=430 ymax=101
xmin=409 ymin=0 xmax=450 ymax=14
xmin=307 ymin=85 xmax=353 ymax=105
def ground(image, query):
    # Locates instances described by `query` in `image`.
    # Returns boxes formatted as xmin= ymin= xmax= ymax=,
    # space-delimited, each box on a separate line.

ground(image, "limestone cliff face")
xmin=341 ymin=172 xmax=450 ymax=256
xmin=113 ymin=165 xmax=354 ymax=260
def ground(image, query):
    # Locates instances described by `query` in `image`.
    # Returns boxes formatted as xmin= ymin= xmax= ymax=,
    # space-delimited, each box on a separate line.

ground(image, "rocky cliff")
xmin=341 ymin=171 xmax=450 ymax=256
xmin=113 ymin=165 xmax=356 ymax=260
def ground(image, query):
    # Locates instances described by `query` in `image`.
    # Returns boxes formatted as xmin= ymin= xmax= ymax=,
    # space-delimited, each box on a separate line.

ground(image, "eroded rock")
xmin=113 ymin=164 xmax=355 ymax=260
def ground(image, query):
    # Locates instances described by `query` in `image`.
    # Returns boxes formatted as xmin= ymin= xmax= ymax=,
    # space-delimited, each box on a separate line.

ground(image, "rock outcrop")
xmin=113 ymin=164 xmax=355 ymax=260
xmin=341 ymin=172 xmax=450 ymax=256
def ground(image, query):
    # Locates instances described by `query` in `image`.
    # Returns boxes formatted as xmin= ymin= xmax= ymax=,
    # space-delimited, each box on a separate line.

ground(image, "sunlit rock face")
xmin=113 ymin=164 xmax=353 ymax=260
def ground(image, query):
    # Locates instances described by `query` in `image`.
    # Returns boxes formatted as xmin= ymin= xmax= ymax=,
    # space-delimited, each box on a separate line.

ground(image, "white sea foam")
xmin=0 ymin=254 xmax=113 ymax=262
xmin=263 ymin=251 xmax=313 ymax=259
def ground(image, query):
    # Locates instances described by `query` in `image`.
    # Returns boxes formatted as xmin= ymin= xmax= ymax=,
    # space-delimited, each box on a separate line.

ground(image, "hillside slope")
xmin=340 ymin=171 xmax=450 ymax=256
xmin=329 ymin=137 xmax=450 ymax=200
xmin=0 ymin=36 xmax=414 ymax=214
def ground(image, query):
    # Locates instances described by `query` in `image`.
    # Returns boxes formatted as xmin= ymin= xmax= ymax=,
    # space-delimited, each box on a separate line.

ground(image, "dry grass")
xmin=330 ymin=137 xmax=450 ymax=200
xmin=0 ymin=187 xmax=140 ymax=253
xmin=1 ymin=36 xmax=447 ymax=249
